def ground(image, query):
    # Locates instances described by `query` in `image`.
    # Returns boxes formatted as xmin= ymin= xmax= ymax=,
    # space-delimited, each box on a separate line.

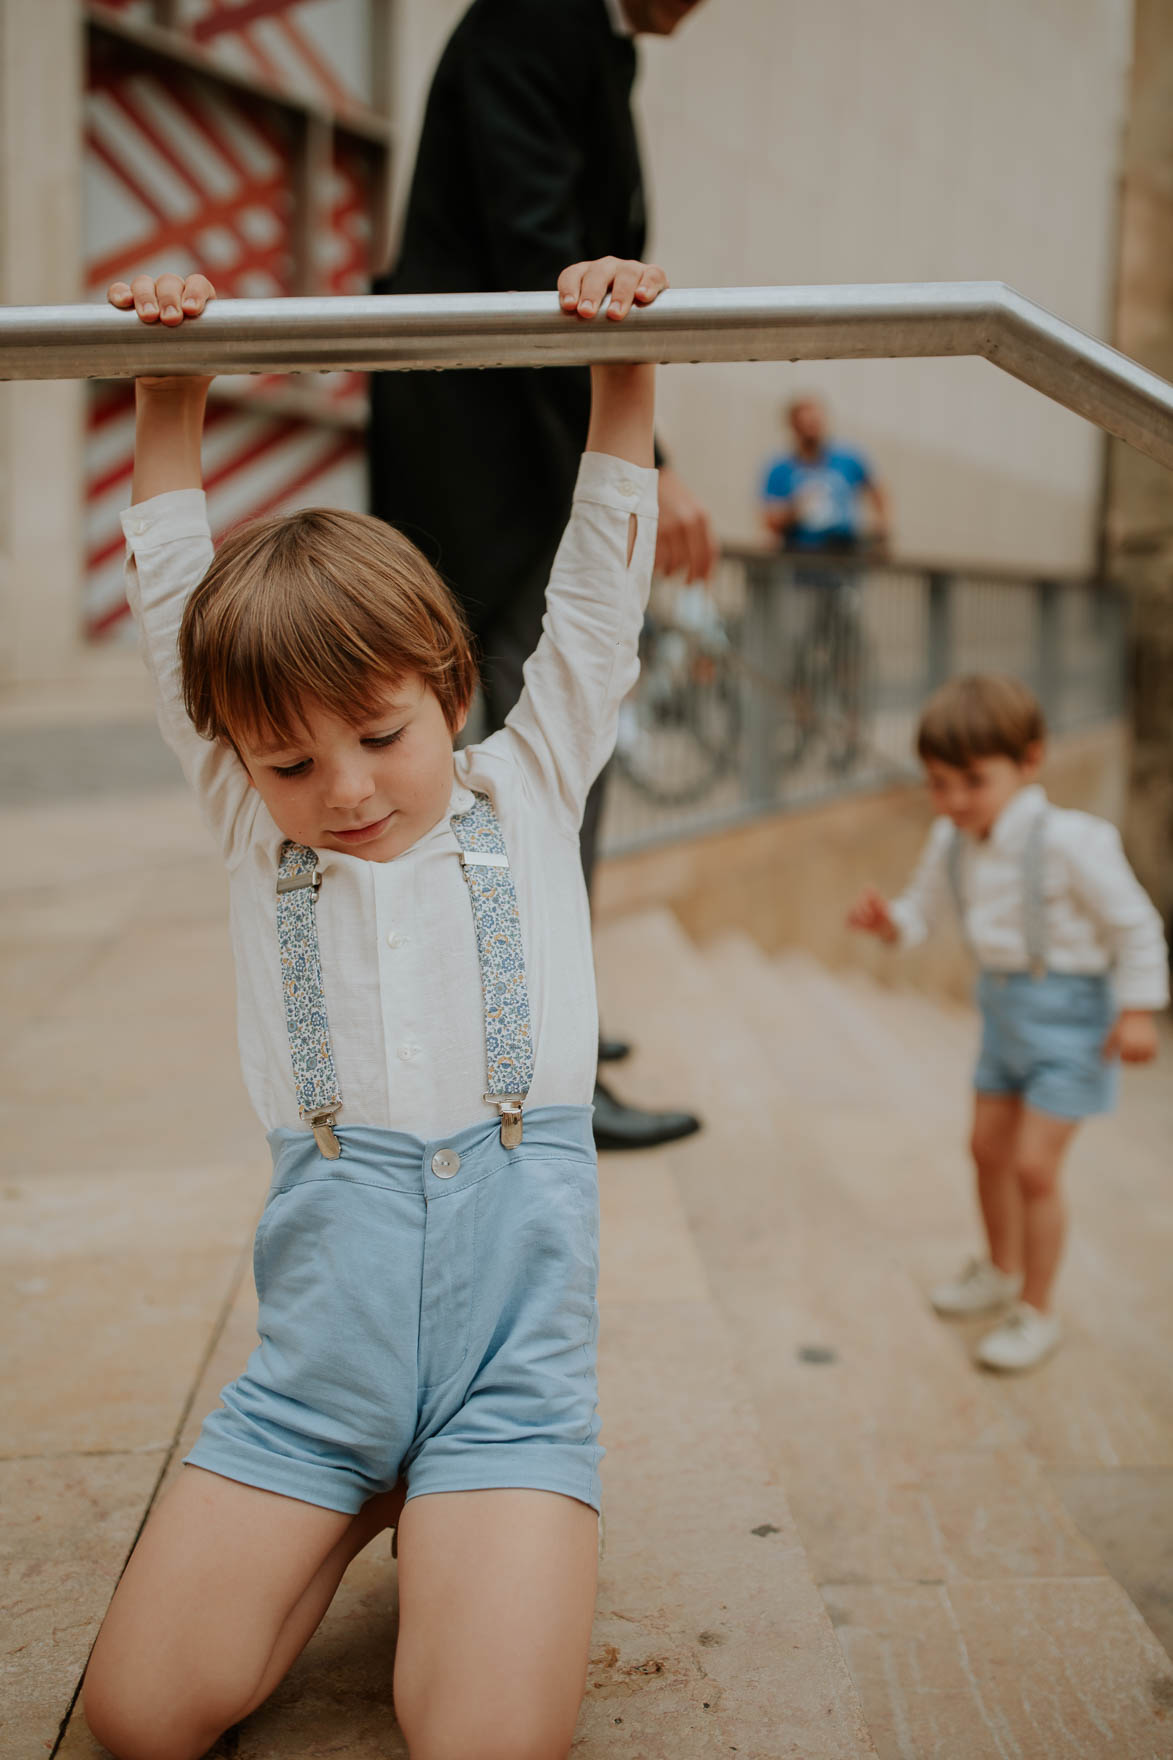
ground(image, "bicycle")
xmin=612 ymin=585 xmax=743 ymax=806
xmin=773 ymin=566 xmax=873 ymax=775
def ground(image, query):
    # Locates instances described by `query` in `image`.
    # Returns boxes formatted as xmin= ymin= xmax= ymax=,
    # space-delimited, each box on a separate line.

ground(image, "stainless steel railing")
xmin=2 ymin=282 xmax=1173 ymax=468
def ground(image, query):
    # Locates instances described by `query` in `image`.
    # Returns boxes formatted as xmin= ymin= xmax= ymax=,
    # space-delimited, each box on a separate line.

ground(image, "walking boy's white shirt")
xmin=122 ymin=452 xmax=659 ymax=1141
xmin=887 ymin=783 xmax=1169 ymax=1009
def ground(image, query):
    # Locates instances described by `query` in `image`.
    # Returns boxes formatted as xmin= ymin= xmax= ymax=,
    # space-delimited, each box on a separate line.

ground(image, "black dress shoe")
xmin=592 ymin=1078 xmax=702 ymax=1152
xmin=598 ymin=1035 xmax=633 ymax=1064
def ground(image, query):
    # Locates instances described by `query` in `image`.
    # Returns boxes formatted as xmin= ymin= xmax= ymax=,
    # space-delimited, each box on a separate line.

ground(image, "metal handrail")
xmin=3 ymin=281 xmax=1172 ymax=469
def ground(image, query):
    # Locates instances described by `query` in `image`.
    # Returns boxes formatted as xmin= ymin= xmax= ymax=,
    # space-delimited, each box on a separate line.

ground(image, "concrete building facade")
xmin=0 ymin=0 xmax=1150 ymax=686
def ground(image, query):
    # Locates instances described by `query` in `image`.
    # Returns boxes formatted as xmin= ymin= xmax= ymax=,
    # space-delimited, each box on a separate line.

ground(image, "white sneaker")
xmin=977 ymin=1302 xmax=1061 ymax=1372
xmin=930 ymin=1257 xmax=1024 ymax=1316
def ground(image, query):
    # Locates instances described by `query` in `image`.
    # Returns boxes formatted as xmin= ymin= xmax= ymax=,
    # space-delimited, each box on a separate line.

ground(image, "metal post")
xmin=741 ymin=555 xmax=778 ymax=810
xmin=2 ymin=282 xmax=1173 ymax=468
xmin=926 ymin=571 xmax=954 ymax=693
xmin=1034 ymin=579 xmax=1061 ymax=724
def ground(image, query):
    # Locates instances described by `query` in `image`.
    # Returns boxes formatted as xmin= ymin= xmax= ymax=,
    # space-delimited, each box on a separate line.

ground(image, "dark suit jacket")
xmin=368 ymin=0 xmax=647 ymax=625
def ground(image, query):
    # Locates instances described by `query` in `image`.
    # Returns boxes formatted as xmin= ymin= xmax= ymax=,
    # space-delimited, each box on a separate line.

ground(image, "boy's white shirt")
xmin=123 ymin=452 xmax=658 ymax=1141
xmin=888 ymin=782 xmax=1169 ymax=1011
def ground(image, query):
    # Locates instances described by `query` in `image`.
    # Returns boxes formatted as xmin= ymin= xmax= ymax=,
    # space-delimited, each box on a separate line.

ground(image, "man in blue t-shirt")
xmin=762 ymin=395 xmax=889 ymax=552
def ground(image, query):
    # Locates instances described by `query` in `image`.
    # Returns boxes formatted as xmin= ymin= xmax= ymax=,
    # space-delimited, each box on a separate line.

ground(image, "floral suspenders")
xmin=946 ymin=809 xmax=1049 ymax=979
xmin=275 ymin=792 xmax=535 ymax=1157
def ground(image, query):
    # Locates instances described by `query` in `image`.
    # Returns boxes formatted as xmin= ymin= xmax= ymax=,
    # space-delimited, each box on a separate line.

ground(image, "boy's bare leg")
xmin=84 ymin=1466 xmax=402 ymax=1760
xmin=970 ymin=1092 xmax=1025 ymax=1275
xmin=394 ymin=1489 xmax=598 ymax=1760
xmin=1014 ymin=1106 xmax=1079 ymax=1312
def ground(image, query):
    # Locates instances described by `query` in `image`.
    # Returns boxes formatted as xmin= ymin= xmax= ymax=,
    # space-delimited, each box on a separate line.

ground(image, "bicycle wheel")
xmin=614 ymin=618 xmax=742 ymax=806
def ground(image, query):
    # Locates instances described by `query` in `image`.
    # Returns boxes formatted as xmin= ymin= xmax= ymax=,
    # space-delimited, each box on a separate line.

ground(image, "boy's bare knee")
xmin=83 ymin=1690 xmax=195 ymax=1760
xmin=972 ymin=1132 xmax=1011 ymax=1176
xmin=1015 ymin=1156 xmax=1058 ymax=1202
xmin=83 ymin=1667 xmax=238 ymax=1760
xmin=407 ymin=1708 xmax=572 ymax=1760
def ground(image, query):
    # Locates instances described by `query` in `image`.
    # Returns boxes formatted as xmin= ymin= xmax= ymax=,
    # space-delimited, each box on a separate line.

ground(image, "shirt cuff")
xmin=574 ymin=451 xmax=659 ymax=519
xmin=1114 ymin=979 xmax=1171 ymax=1012
xmin=121 ymin=488 xmax=210 ymax=553
xmin=886 ymin=900 xmax=923 ymax=949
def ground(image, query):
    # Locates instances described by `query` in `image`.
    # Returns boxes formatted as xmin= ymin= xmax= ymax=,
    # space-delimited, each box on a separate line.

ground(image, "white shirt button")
xmin=617 ymin=478 xmax=637 ymax=498
xmin=131 ymin=518 xmax=148 ymax=536
xmin=386 ymin=931 xmax=409 ymax=950
xmin=431 ymin=1149 xmax=461 ymax=1179
xmin=398 ymin=1043 xmax=419 ymax=1062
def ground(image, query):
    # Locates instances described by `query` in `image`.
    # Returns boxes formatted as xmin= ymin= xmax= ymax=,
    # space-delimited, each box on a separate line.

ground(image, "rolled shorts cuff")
xmin=405 ymin=1443 xmax=603 ymax=1514
xmin=972 ymin=1076 xmax=1117 ymax=1121
xmin=183 ymin=1433 xmax=377 ymax=1516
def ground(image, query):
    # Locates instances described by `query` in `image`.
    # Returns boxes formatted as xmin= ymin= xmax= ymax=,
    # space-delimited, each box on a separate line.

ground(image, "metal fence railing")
xmin=600 ymin=551 xmax=1127 ymax=857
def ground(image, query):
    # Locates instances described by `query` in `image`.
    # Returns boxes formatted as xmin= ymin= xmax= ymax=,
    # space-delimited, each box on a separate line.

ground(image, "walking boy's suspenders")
xmin=275 ymin=792 xmax=534 ymax=1157
xmin=946 ymin=809 xmax=1049 ymax=979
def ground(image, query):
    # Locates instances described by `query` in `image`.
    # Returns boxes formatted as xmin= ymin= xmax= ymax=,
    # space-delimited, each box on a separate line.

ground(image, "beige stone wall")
xmin=0 ymin=0 xmax=85 ymax=685
xmin=595 ymin=722 xmax=1130 ymax=1003
xmin=635 ymin=0 xmax=1133 ymax=569
xmin=1105 ymin=0 xmax=1173 ymax=923
xmin=0 ymin=2 xmax=1138 ymax=680
xmin=387 ymin=0 xmax=1134 ymax=575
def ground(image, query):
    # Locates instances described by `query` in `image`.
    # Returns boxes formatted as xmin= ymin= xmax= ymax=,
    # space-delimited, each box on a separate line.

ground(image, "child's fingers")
xmin=605 ymin=260 xmax=649 ymax=321
xmin=181 ymin=273 xmax=217 ymax=315
xmin=107 ymin=281 xmax=135 ymax=309
xmin=575 ymin=256 xmax=620 ymax=318
xmin=558 ymin=263 xmax=589 ymax=312
xmin=154 ymin=273 xmax=189 ymax=325
xmin=128 ymin=274 xmax=163 ymax=321
xmin=632 ymin=263 xmax=669 ymax=305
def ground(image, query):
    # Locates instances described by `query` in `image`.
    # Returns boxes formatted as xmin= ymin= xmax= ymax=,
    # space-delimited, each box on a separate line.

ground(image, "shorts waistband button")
xmin=431 ymin=1149 xmax=461 ymax=1179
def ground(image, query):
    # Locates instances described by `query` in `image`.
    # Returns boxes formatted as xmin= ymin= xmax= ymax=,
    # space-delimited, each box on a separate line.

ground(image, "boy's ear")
xmin=1022 ymin=739 xmax=1045 ymax=774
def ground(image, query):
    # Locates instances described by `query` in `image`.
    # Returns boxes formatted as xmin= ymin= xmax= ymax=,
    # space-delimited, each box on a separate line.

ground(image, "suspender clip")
xmin=303 ymin=1102 xmax=342 ymax=1159
xmin=487 ymin=1094 xmax=525 ymax=1149
xmin=277 ymin=867 xmax=322 ymax=894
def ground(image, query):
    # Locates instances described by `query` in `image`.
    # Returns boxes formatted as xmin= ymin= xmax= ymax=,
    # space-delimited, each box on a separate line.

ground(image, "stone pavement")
xmin=2 ymin=749 xmax=1172 ymax=1758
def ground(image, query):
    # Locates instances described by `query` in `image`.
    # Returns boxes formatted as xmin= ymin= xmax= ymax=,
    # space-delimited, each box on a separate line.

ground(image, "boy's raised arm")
xmin=481 ymin=258 xmax=663 ymax=824
xmin=110 ymin=273 xmax=255 ymax=859
xmin=108 ymin=274 xmax=217 ymax=501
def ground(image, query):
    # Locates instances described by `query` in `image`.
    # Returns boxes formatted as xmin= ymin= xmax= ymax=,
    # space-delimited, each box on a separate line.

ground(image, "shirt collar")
xmin=603 ymin=0 xmax=635 ymax=36
xmin=989 ymin=782 xmax=1047 ymax=850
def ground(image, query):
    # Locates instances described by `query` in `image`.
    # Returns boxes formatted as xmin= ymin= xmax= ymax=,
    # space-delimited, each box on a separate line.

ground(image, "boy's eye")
xmin=363 ymin=729 xmax=404 ymax=749
xmin=272 ymin=759 xmax=311 ymax=778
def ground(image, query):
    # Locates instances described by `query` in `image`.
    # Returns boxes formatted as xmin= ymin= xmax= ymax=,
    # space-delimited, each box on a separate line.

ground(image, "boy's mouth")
xmin=330 ymin=813 xmax=394 ymax=846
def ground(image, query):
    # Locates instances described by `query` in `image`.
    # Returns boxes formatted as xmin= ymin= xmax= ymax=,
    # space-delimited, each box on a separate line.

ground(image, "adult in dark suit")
xmin=370 ymin=0 xmax=714 ymax=1151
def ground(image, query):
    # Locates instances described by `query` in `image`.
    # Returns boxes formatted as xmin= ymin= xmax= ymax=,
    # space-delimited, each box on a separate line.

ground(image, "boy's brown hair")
xmin=916 ymin=674 xmax=1046 ymax=769
xmin=179 ymin=508 xmax=478 ymax=748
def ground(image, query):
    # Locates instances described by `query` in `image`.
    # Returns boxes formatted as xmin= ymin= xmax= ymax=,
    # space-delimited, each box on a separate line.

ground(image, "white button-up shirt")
xmin=889 ymin=783 xmax=1169 ymax=1010
xmin=123 ymin=452 xmax=658 ymax=1140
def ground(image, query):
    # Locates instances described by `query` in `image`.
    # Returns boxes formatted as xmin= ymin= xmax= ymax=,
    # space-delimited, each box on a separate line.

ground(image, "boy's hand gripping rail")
xmin=2 ymin=281 xmax=1173 ymax=469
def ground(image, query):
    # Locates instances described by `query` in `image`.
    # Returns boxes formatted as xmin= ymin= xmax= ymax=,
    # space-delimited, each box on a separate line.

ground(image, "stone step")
xmin=594 ymin=910 xmax=1173 ymax=1759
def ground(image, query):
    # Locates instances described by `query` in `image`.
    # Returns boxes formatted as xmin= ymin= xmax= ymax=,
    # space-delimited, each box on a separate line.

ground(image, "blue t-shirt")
xmin=762 ymin=445 xmax=872 ymax=549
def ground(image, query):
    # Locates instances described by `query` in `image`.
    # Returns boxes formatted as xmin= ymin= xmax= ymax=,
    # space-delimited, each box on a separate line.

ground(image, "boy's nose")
xmin=325 ymin=763 xmax=377 ymax=810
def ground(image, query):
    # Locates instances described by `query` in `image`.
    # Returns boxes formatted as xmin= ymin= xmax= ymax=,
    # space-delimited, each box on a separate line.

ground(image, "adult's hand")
xmin=655 ymin=465 xmax=718 ymax=582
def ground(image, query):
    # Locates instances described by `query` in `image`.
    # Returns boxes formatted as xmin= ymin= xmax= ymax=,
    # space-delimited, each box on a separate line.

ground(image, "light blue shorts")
xmin=974 ymin=971 xmax=1118 ymax=1120
xmin=186 ymin=1105 xmax=602 ymax=1514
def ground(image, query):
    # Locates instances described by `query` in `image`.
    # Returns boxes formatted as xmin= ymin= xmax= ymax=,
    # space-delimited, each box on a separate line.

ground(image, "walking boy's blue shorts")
xmin=186 ymin=1105 xmax=603 ymax=1514
xmin=974 ymin=971 xmax=1118 ymax=1120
